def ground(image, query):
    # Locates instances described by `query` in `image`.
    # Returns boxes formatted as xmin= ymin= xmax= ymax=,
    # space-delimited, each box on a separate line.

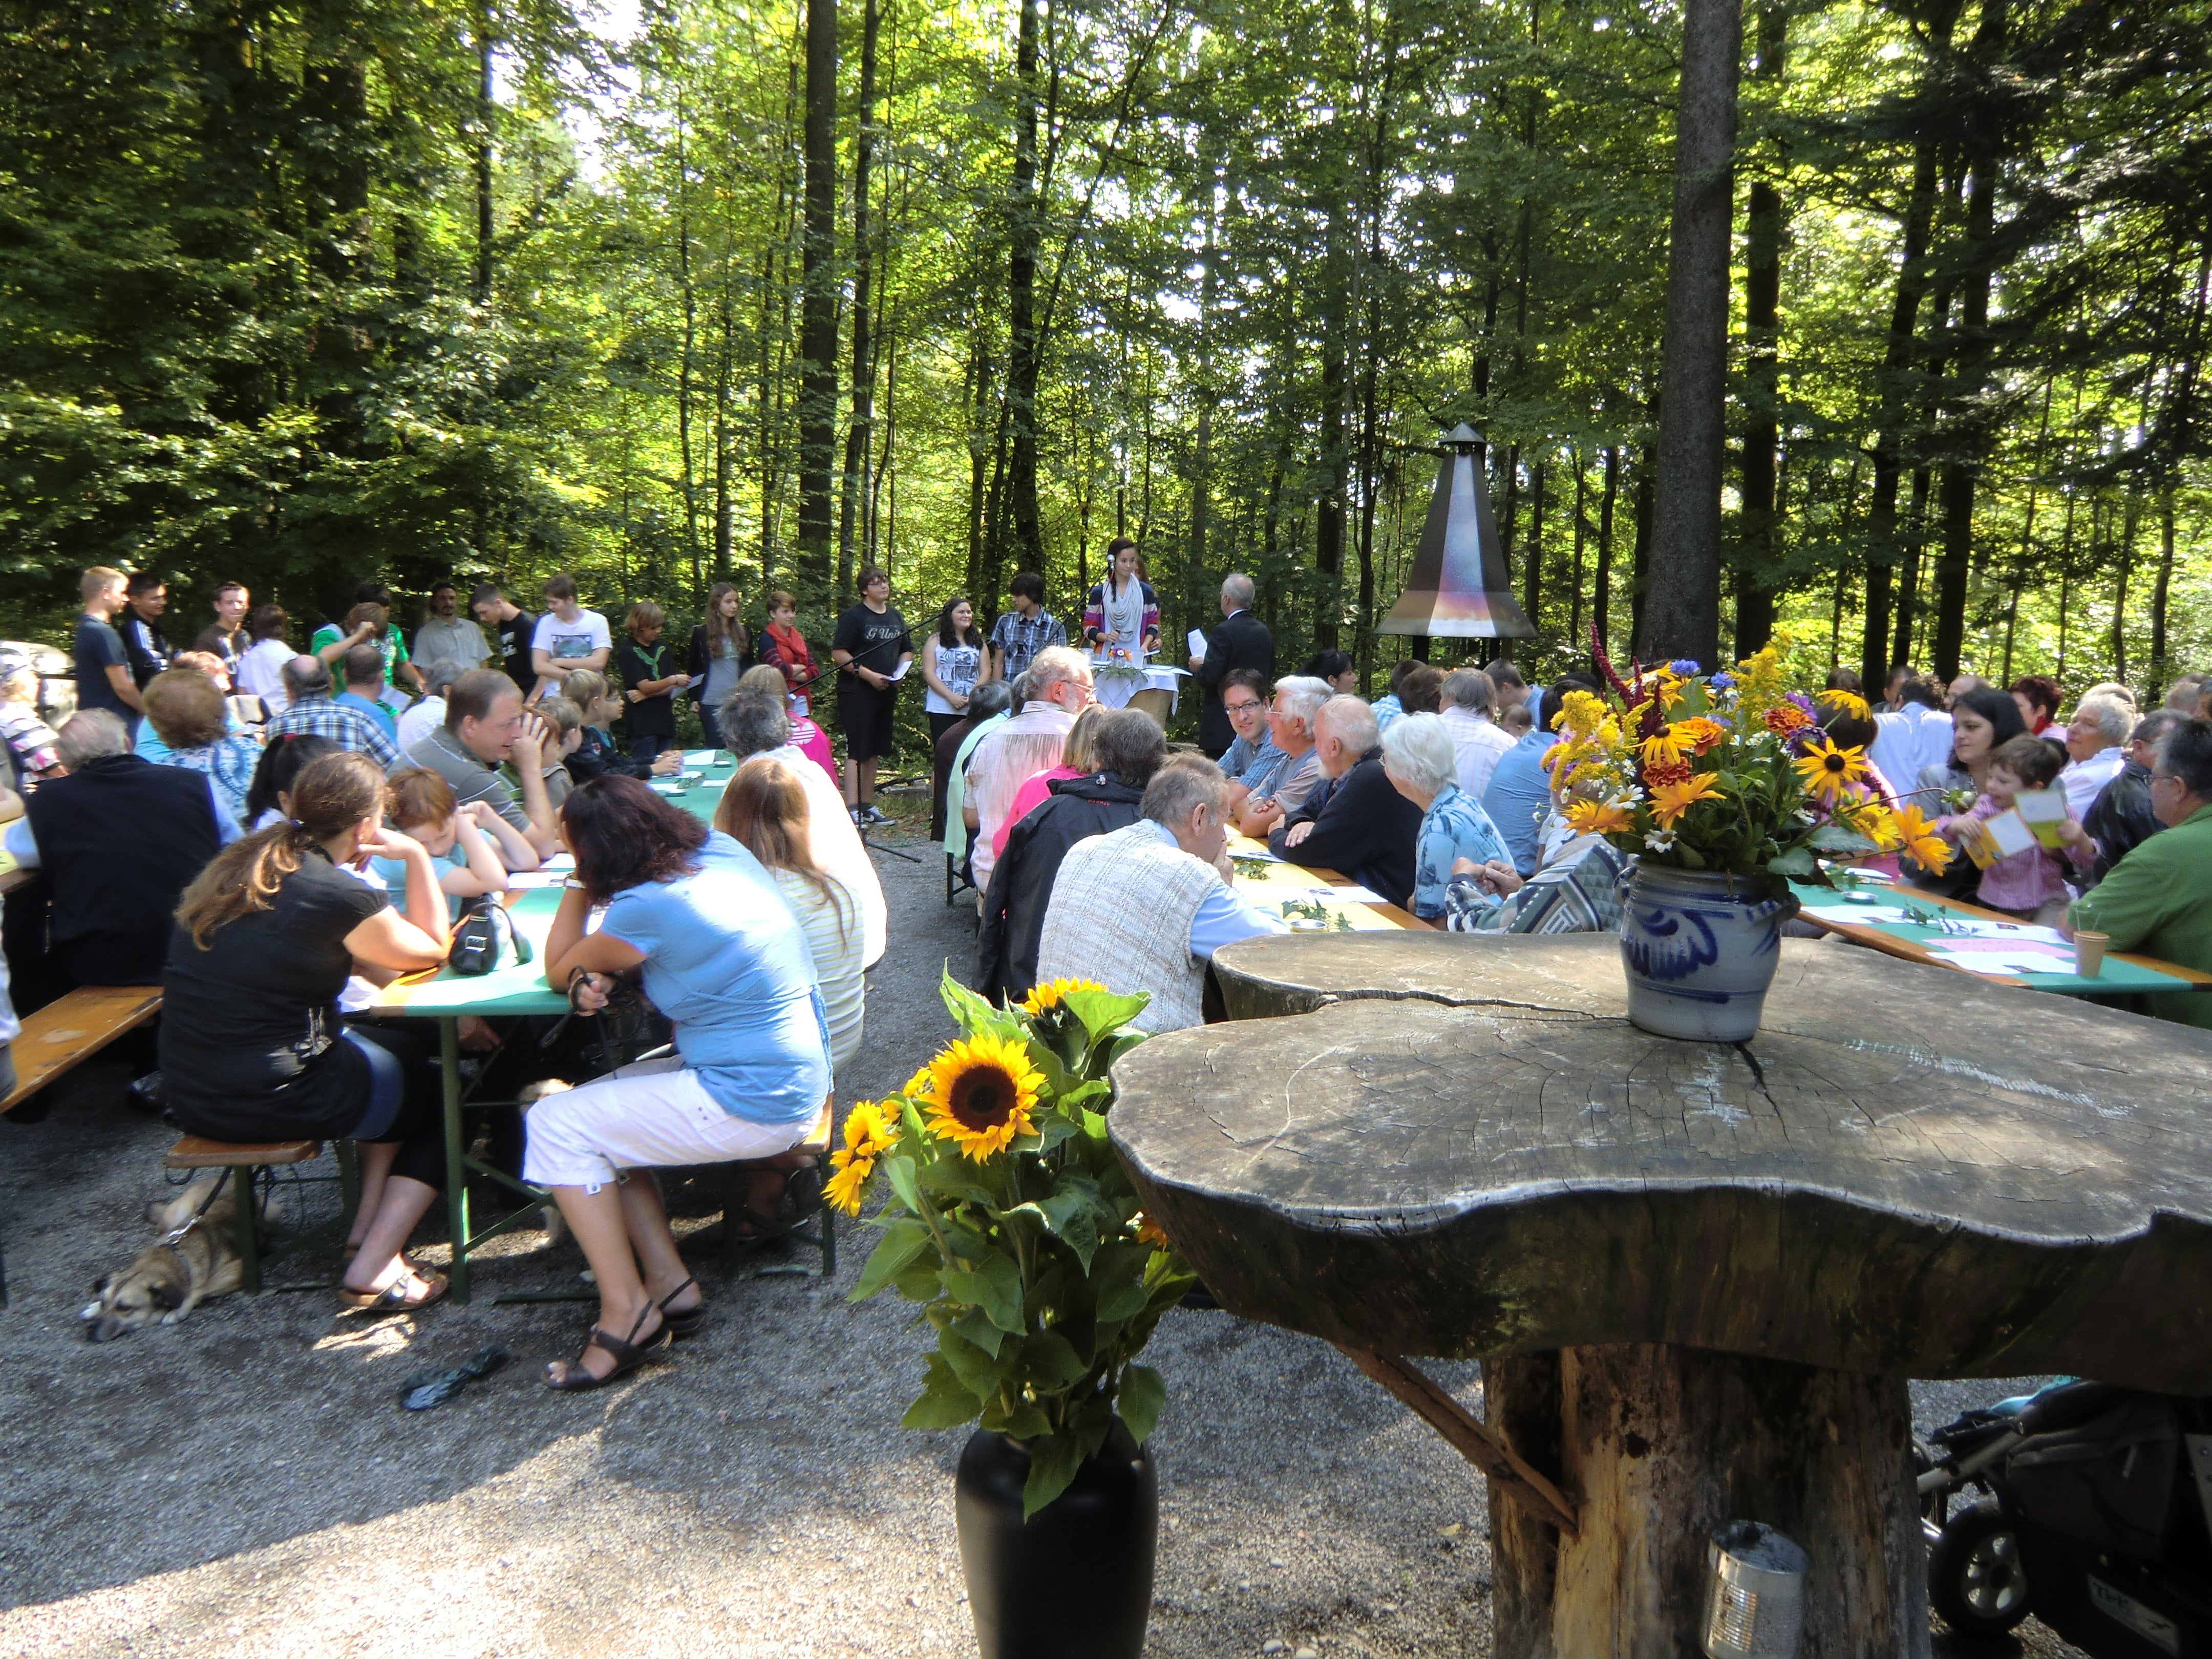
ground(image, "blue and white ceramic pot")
xmin=1617 ymin=864 xmax=1798 ymax=1043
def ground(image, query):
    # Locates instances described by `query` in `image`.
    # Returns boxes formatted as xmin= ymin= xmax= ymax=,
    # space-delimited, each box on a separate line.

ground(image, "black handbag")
xmin=448 ymin=897 xmax=535 ymax=975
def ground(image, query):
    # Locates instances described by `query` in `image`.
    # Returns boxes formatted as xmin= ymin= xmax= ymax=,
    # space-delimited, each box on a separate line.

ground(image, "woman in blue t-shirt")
xmin=527 ymin=774 xmax=831 ymax=1390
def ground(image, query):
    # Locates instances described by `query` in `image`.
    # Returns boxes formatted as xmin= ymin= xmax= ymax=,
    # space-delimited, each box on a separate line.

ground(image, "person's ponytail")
xmin=174 ymin=751 xmax=384 ymax=948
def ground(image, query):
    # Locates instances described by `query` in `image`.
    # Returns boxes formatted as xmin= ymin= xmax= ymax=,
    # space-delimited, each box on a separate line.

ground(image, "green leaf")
xmin=903 ymin=1354 xmax=983 ymax=1430
xmin=1117 ymin=1364 xmax=1166 ymax=1444
xmin=939 ymin=1325 xmax=1016 ymax=1398
xmin=981 ymin=1396 xmax=1051 ymax=1438
xmin=894 ymin=1262 xmax=945 ymax=1301
xmin=885 ymin=1154 xmax=930 ymax=1221
xmin=1021 ymin=1329 xmax=1090 ymax=1388
xmin=918 ymin=1160 xmax=1002 ymax=1208
xmin=1022 ymin=1431 xmax=1087 ymax=1518
xmin=849 ymin=1218 xmax=935 ymax=1302
xmin=1034 ymin=1174 xmax=1107 ymax=1271
xmin=1764 ymin=845 xmax=1818 ymax=878
xmin=1807 ymin=820 xmax=1877 ymax=853
xmin=952 ymin=1304 xmax=1009 ymax=1358
xmin=1063 ymin=987 xmax=1151 ymax=1046
xmin=944 ymin=1252 xmax=1027 ymax=1334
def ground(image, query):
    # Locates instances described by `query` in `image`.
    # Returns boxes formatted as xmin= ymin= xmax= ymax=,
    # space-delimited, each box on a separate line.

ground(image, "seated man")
xmin=1233 ymin=675 xmax=1329 ymax=837
xmin=1268 ymin=695 xmax=1422 ymax=905
xmin=6 ymin=711 xmax=237 ymax=987
xmin=2080 ymin=709 xmax=2181 ymax=887
xmin=2066 ymin=716 xmax=2212 ymax=1031
xmin=335 ymin=643 xmax=398 ymax=739
xmin=977 ymin=708 xmax=1165 ymax=1006
xmin=964 ymin=645 xmax=1095 ymax=898
xmin=716 ymin=687 xmax=888 ymax=968
xmin=403 ymin=668 xmax=561 ymax=858
xmin=1036 ymin=757 xmax=1286 ymax=1033
xmin=1214 ymin=670 xmax=1282 ymax=790
xmin=266 ymin=655 xmax=401 ymax=769
xmin=1483 ymin=680 xmax=1593 ymax=874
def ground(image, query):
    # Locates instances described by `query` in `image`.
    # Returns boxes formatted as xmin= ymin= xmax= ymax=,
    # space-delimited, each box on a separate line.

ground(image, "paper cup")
xmin=2073 ymin=931 xmax=2109 ymax=978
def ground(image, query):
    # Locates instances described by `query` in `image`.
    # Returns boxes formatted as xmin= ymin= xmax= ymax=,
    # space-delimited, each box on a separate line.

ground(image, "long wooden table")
xmin=1226 ymin=832 xmax=1432 ymax=931
xmin=1789 ymin=873 xmax=2212 ymax=996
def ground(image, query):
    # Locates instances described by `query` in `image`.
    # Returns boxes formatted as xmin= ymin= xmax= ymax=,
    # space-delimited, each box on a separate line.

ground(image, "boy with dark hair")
xmin=120 ymin=571 xmax=171 ymax=689
xmin=471 ymin=583 xmax=539 ymax=689
xmin=529 ymin=573 xmax=611 ymax=699
xmin=988 ymin=570 xmax=1066 ymax=682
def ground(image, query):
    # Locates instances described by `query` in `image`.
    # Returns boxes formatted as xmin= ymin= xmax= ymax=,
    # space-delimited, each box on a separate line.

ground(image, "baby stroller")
xmin=1917 ymin=1377 xmax=2212 ymax=1653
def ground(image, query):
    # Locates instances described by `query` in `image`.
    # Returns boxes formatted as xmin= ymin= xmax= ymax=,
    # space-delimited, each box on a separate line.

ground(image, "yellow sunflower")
xmin=1892 ymin=803 xmax=1954 ymax=873
xmin=841 ymin=1098 xmax=899 ymax=1159
xmin=1792 ymin=736 xmax=1868 ymax=805
xmin=901 ymin=1064 xmax=935 ymax=1103
xmin=1648 ymin=772 xmax=1725 ymax=828
xmin=1852 ymin=802 xmax=1903 ymax=850
xmin=1563 ymin=797 xmax=1635 ymax=836
xmin=1639 ymin=726 xmax=1688 ymax=769
xmin=1817 ymin=687 xmax=1871 ymax=720
xmin=824 ymin=1150 xmax=874 ymax=1216
xmin=1020 ymin=977 xmax=1107 ymax=1013
xmin=922 ymin=1033 xmax=1045 ymax=1160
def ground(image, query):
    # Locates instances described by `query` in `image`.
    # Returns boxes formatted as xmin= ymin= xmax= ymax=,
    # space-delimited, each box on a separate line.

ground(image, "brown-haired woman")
xmin=716 ymin=755 xmax=864 ymax=1071
xmin=159 ymin=751 xmax=456 ymax=1310
xmin=688 ymin=582 xmax=751 ymax=750
xmin=142 ymin=667 xmax=260 ymax=830
xmin=613 ymin=601 xmax=685 ymax=767
xmin=528 ymin=775 xmax=830 ymax=1389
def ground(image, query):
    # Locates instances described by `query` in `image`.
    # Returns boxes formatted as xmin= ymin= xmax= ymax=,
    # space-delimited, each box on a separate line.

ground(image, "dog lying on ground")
xmin=81 ymin=1173 xmax=258 ymax=1343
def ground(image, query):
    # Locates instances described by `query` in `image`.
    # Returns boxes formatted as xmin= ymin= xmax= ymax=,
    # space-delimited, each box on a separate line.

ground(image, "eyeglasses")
xmin=1224 ymin=699 xmax=1261 ymax=715
xmin=2151 ymin=772 xmax=2183 ymax=788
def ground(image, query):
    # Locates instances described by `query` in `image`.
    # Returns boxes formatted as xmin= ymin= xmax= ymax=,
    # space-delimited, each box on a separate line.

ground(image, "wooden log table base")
xmin=1109 ymin=932 xmax=2212 ymax=1658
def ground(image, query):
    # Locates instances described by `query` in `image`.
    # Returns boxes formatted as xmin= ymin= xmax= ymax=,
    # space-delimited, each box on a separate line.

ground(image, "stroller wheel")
xmin=1930 ymin=1501 xmax=2032 ymax=1642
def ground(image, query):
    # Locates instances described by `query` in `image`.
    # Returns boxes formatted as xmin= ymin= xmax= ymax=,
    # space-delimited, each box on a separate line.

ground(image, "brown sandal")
xmin=544 ymin=1305 xmax=671 ymax=1391
xmin=340 ymin=1265 xmax=448 ymax=1313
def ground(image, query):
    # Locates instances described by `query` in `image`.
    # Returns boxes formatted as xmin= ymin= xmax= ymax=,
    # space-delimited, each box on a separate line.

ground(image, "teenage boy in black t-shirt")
xmin=830 ymin=566 xmax=914 ymax=825
xmin=471 ymin=584 xmax=539 ymax=697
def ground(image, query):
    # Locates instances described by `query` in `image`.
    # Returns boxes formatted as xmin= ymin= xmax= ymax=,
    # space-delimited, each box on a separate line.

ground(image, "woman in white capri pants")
xmin=530 ymin=774 xmax=831 ymax=1390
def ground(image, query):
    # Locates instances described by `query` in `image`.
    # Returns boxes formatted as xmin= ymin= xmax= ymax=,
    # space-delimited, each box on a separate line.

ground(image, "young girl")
xmin=688 ymin=582 xmax=751 ymax=749
xmin=614 ymin=601 xmax=685 ymax=766
xmin=1936 ymin=733 xmax=2092 ymax=923
xmin=757 ymin=590 xmax=819 ymax=716
xmin=921 ymin=596 xmax=990 ymax=745
xmin=532 ymin=695 xmax=587 ymax=809
xmin=372 ymin=767 xmax=536 ymax=917
xmin=562 ymin=669 xmax=678 ymax=781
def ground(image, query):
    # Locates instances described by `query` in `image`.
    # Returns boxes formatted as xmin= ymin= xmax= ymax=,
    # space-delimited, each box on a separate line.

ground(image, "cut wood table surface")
xmin=1109 ymin=931 xmax=2212 ymax=1656
xmin=1226 ymin=833 xmax=1431 ymax=931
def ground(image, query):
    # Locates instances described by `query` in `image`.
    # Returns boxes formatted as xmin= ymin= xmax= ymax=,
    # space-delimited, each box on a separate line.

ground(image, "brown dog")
xmin=80 ymin=1174 xmax=254 ymax=1342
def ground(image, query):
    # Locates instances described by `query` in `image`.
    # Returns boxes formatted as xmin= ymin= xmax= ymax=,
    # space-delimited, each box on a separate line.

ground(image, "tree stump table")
xmin=1107 ymin=932 xmax=2212 ymax=1657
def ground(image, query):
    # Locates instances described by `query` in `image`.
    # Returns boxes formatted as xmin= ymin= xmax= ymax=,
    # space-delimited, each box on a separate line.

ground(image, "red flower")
xmin=1642 ymin=756 xmax=1693 ymax=790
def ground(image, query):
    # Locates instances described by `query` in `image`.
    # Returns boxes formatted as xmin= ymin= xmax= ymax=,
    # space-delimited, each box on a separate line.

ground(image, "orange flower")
xmin=1648 ymin=772 xmax=1725 ymax=828
xmin=1892 ymin=803 xmax=1953 ymax=873
xmin=1764 ymin=703 xmax=1814 ymax=737
xmin=1672 ymin=716 xmax=1728 ymax=755
xmin=1642 ymin=756 xmax=1693 ymax=790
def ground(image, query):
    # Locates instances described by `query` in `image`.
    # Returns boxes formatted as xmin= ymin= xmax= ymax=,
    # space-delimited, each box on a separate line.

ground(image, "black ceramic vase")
xmin=954 ymin=1422 xmax=1158 ymax=1659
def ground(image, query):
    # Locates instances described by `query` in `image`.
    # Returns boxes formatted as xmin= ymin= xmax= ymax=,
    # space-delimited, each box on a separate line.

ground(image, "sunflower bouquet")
xmin=1549 ymin=629 xmax=1952 ymax=882
xmin=833 ymin=969 xmax=1194 ymax=1517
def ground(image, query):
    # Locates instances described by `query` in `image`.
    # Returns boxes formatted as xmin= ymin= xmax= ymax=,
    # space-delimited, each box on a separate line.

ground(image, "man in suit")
xmin=1189 ymin=572 xmax=1275 ymax=758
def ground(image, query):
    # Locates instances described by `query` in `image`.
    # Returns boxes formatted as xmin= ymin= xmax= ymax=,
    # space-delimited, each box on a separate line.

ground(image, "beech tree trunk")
xmin=1643 ymin=0 xmax=1742 ymax=668
xmin=1734 ymin=3 xmax=1785 ymax=660
xmin=796 ymin=0 xmax=839 ymax=606
xmin=836 ymin=0 xmax=881 ymax=604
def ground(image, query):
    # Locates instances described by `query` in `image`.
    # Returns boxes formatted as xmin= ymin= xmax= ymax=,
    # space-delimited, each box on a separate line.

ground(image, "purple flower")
xmin=1785 ymin=690 xmax=1817 ymax=714
xmin=1667 ymin=658 xmax=1702 ymax=676
xmin=1709 ymin=671 xmax=1735 ymax=691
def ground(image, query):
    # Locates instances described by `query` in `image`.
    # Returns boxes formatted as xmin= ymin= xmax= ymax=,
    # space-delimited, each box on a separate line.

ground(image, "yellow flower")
xmin=1132 ymin=1211 xmax=1171 ymax=1248
xmin=1852 ymin=802 xmax=1902 ymax=850
xmin=1817 ymin=687 xmax=1870 ymax=720
xmin=1648 ymin=772 xmax=1725 ymax=828
xmin=922 ymin=1033 xmax=1045 ymax=1160
xmin=824 ymin=1150 xmax=874 ymax=1216
xmin=901 ymin=1065 xmax=934 ymax=1103
xmin=841 ymin=1098 xmax=899 ymax=1160
xmin=1792 ymin=737 xmax=1868 ymax=805
xmin=1892 ymin=804 xmax=1953 ymax=873
xmin=1021 ymin=977 xmax=1107 ymax=1013
xmin=1564 ymin=797 xmax=1635 ymax=836
xmin=1639 ymin=726 xmax=1687 ymax=769
xmin=1555 ymin=689 xmax=1608 ymax=739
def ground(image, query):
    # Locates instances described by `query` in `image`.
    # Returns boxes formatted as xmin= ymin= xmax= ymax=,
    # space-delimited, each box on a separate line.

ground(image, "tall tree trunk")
xmin=1644 ymin=0 xmax=1742 ymax=666
xmin=1189 ymin=147 xmax=1222 ymax=631
xmin=1569 ymin=450 xmax=1587 ymax=650
xmin=1593 ymin=445 xmax=1620 ymax=667
xmin=473 ymin=7 xmax=494 ymax=304
xmin=2151 ymin=495 xmax=2175 ymax=698
xmin=1859 ymin=61 xmax=1950 ymax=690
xmin=1631 ymin=442 xmax=1656 ymax=658
xmin=1001 ymin=0 xmax=1045 ymax=580
xmin=1523 ymin=460 xmax=1545 ymax=632
xmin=674 ymin=97 xmax=702 ymax=602
xmin=1735 ymin=2 xmax=1785 ymax=658
xmin=714 ymin=268 xmax=734 ymax=582
xmin=796 ymin=0 xmax=839 ymax=607
xmin=836 ymin=0 xmax=881 ymax=602
xmin=1315 ymin=202 xmax=1349 ymax=650
xmin=2112 ymin=493 xmax=2137 ymax=683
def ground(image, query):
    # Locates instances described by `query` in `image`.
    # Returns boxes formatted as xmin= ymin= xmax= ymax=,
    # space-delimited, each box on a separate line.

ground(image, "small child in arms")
xmin=1501 ymin=704 xmax=1535 ymax=737
xmin=1937 ymin=734 xmax=2090 ymax=924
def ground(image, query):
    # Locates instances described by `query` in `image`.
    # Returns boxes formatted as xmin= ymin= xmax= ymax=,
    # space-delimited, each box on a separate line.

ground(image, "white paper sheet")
xmin=1801 ymin=904 xmax=1916 ymax=925
xmin=503 ymin=871 xmax=566 ymax=889
xmin=1187 ymin=628 xmax=1208 ymax=662
xmin=885 ymin=657 xmax=912 ymax=682
xmin=684 ymin=749 xmax=719 ymax=767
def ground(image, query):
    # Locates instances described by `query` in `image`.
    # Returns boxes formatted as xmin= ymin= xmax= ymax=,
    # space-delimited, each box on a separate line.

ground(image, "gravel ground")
xmin=0 ymin=791 xmax=2083 ymax=1656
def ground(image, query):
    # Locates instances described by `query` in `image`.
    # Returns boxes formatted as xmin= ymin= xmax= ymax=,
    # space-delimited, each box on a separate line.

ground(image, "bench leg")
xmin=439 ymin=1018 xmax=471 ymax=1305
xmin=821 ymin=1202 xmax=835 ymax=1279
xmin=232 ymin=1167 xmax=261 ymax=1294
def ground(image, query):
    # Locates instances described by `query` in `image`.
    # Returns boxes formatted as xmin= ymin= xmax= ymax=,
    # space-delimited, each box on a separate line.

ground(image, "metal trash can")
xmin=1702 ymin=1520 xmax=1809 ymax=1658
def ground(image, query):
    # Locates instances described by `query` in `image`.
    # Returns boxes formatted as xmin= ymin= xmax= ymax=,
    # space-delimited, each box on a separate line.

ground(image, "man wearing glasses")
xmin=403 ymin=668 xmax=561 ymax=858
xmin=961 ymin=646 xmax=1095 ymax=901
xmin=2066 ymin=716 xmax=2212 ymax=1031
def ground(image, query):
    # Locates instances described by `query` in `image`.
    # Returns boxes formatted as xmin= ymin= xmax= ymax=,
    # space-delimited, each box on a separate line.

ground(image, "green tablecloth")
xmin=372 ymin=885 xmax=570 ymax=1017
xmin=1784 ymin=879 xmax=2192 ymax=997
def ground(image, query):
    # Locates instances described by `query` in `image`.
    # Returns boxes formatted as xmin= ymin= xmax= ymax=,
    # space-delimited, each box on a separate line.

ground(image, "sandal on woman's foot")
xmin=544 ymin=1305 xmax=670 ymax=1392
xmin=340 ymin=1266 xmax=448 ymax=1313
xmin=657 ymin=1277 xmax=706 ymax=1341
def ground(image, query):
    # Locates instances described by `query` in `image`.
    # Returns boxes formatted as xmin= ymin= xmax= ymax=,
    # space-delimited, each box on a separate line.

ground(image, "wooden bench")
xmin=721 ymin=1098 xmax=837 ymax=1278
xmin=0 ymin=985 xmax=163 ymax=1115
xmin=165 ymin=1135 xmax=341 ymax=1294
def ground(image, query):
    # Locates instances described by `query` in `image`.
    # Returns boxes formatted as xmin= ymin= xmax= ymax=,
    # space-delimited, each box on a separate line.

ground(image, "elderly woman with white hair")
xmin=1382 ymin=711 xmax=1514 ymax=920
xmin=2057 ymin=693 xmax=2137 ymax=818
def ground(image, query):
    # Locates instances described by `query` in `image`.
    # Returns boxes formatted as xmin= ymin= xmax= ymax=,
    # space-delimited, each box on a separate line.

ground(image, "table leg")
xmin=1483 ymin=1343 xmax=1929 ymax=1657
xmin=438 ymin=1016 xmax=472 ymax=1305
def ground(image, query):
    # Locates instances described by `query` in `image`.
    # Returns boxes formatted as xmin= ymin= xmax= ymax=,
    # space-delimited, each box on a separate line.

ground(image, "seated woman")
xmin=1445 ymin=773 xmax=1628 ymax=935
xmin=738 ymin=663 xmax=837 ymax=784
xmin=527 ymin=775 xmax=832 ymax=1390
xmin=1382 ymin=712 xmax=1514 ymax=920
xmin=717 ymin=755 xmax=865 ymax=1073
xmin=159 ymin=750 xmax=455 ymax=1310
xmin=142 ymin=667 xmax=261 ymax=830
xmin=242 ymin=732 xmax=342 ymax=831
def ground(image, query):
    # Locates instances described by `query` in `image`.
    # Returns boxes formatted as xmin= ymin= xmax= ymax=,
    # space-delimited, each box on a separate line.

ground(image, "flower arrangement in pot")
xmin=829 ymin=969 xmax=1193 ymax=1659
xmin=1547 ymin=629 xmax=1953 ymax=1040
